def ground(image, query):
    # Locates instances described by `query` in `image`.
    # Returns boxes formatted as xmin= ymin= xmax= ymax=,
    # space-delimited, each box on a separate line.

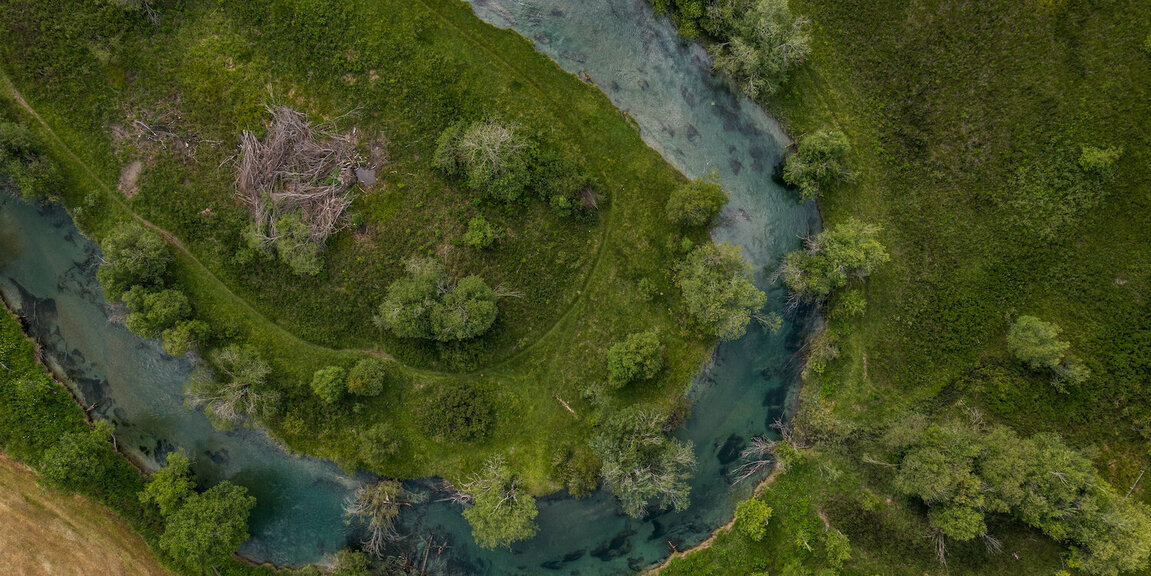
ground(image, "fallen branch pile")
xmin=236 ymin=106 xmax=363 ymax=247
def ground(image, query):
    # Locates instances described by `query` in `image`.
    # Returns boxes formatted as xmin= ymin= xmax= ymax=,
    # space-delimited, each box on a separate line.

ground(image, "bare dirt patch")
xmin=118 ymin=160 xmax=143 ymax=198
xmin=0 ymin=454 xmax=172 ymax=576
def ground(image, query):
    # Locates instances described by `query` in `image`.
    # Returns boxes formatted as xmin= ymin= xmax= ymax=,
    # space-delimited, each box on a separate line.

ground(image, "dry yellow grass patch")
xmin=0 ymin=454 xmax=171 ymax=576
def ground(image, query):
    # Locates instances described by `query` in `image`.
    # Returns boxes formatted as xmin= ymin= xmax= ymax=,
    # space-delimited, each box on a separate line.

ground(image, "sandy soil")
xmin=0 ymin=454 xmax=172 ymax=576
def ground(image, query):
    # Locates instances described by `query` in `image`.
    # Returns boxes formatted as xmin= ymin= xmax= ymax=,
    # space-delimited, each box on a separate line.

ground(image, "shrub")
xmin=552 ymin=446 xmax=602 ymax=499
xmin=1078 ymin=145 xmax=1122 ymax=178
xmin=39 ymin=421 xmax=119 ymax=496
xmin=461 ymin=457 xmax=538 ymax=549
xmin=462 ymin=215 xmax=500 ymax=249
xmin=735 ymin=498 xmax=772 ymax=541
xmin=311 ymin=366 xmax=347 ymax=404
xmin=355 ymin=422 xmax=402 ymax=466
xmin=665 ymin=178 xmax=727 ymax=227
xmin=675 ymin=242 xmax=766 ymax=340
xmin=606 ymin=331 xmax=664 ymax=388
xmin=782 ymin=129 xmax=851 ymax=200
xmin=375 ymin=258 xmax=498 ymax=342
xmin=780 ymin=219 xmax=888 ymax=302
xmin=590 ymin=405 xmax=694 ymax=518
xmin=122 ymin=287 xmax=191 ymax=337
xmin=272 ymin=211 xmax=323 ymax=276
xmin=96 ymin=223 xmax=171 ymax=299
xmin=0 ymin=121 xmax=63 ymax=199
xmin=434 ymin=120 xmax=534 ymax=203
xmin=708 ymin=0 xmax=811 ymax=99
xmin=347 ymin=357 xmax=396 ymax=397
xmin=161 ymin=319 xmax=210 ymax=357
xmin=1007 ymin=316 xmax=1068 ymax=370
xmin=416 ymin=383 xmax=493 ymax=442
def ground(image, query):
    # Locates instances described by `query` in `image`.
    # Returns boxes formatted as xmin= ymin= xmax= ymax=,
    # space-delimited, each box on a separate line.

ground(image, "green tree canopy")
xmin=675 ymin=242 xmax=766 ymax=341
xmin=1007 ymin=315 xmax=1069 ymax=370
xmin=141 ymin=450 xmax=195 ymax=517
xmin=735 ymin=498 xmax=773 ymax=541
xmin=665 ymin=178 xmax=727 ymax=228
xmin=347 ymin=357 xmax=397 ymax=397
xmin=159 ymin=482 xmax=256 ymax=574
xmin=591 ymin=406 xmax=695 ymax=518
xmin=185 ymin=345 xmax=278 ymax=429
xmin=96 ymin=223 xmax=172 ymax=299
xmin=311 ymin=366 xmax=347 ymax=404
xmin=375 ymin=258 xmax=498 ymax=342
xmin=39 ymin=421 xmax=118 ymax=496
xmin=461 ymin=457 xmax=539 ymax=549
xmin=122 ymin=287 xmax=191 ymax=337
xmin=434 ymin=120 xmax=534 ymax=203
xmin=606 ymin=331 xmax=664 ymax=388
xmin=708 ymin=0 xmax=811 ymax=99
xmin=780 ymin=218 xmax=888 ymax=302
xmin=782 ymin=129 xmax=851 ymax=200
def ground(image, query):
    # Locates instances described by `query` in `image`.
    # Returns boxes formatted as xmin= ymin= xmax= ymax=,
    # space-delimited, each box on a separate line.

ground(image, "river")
xmin=0 ymin=0 xmax=817 ymax=573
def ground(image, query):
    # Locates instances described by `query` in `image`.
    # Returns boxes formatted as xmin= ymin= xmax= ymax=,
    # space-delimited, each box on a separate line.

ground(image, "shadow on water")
xmin=0 ymin=0 xmax=819 ymax=572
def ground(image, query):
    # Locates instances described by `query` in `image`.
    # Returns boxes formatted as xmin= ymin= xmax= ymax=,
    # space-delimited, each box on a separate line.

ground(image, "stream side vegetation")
xmin=656 ymin=0 xmax=1151 ymax=573
xmin=0 ymin=0 xmax=720 ymax=514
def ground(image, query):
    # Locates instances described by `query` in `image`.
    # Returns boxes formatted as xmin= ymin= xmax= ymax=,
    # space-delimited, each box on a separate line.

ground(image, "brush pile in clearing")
xmin=236 ymin=106 xmax=363 ymax=247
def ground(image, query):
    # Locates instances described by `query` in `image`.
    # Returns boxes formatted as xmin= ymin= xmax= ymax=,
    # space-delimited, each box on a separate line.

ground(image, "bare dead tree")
xmin=732 ymin=435 xmax=775 ymax=485
xmin=236 ymin=106 xmax=364 ymax=250
xmin=344 ymin=479 xmax=421 ymax=557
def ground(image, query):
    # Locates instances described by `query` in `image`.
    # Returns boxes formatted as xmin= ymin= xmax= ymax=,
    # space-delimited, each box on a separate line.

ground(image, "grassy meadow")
xmin=0 ymin=0 xmax=714 ymax=490
xmin=661 ymin=0 xmax=1151 ymax=574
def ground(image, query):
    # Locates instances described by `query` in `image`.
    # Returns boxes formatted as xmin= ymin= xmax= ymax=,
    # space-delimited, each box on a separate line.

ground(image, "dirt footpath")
xmin=0 ymin=454 xmax=172 ymax=576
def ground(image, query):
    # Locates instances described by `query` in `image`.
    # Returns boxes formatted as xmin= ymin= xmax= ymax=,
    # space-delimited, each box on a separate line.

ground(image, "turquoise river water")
xmin=0 ymin=0 xmax=818 ymax=573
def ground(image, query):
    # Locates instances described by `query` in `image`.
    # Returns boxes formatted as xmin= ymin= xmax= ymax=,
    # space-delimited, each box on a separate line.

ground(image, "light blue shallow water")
xmin=0 ymin=0 xmax=818 ymax=572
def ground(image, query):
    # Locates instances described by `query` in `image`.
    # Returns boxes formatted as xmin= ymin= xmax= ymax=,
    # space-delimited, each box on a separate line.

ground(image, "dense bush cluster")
xmin=1008 ymin=316 xmax=1090 ymax=391
xmin=434 ymin=119 xmax=596 ymax=217
xmin=460 ymin=457 xmax=538 ymax=549
xmin=98 ymin=224 xmax=208 ymax=356
xmin=416 ymin=383 xmax=493 ymax=442
xmin=779 ymin=218 xmax=888 ymax=303
xmin=782 ymin=129 xmax=852 ymax=201
xmin=665 ymin=177 xmax=727 ymax=228
xmin=886 ymin=418 xmax=1151 ymax=574
xmin=590 ymin=406 xmax=695 ymax=518
xmin=605 ymin=331 xmax=664 ymax=388
xmin=374 ymin=258 xmax=498 ymax=342
xmin=0 ymin=120 xmax=62 ymax=199
xmin=675 ymin=242 xmax=766 ymax=340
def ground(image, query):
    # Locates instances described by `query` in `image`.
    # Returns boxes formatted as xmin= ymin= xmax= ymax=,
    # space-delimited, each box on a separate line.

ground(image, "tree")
xmin=591 ymin=406 xmax=695 ymax=518
xmin=708 ymin=0 xmax=811 ymax=99
xmin=161 ymin=319 xmax=210 ymax=357
xmin=122 ymin=287 xmax=191 ymax=337
xmin=1007 ymin=316 xmax=1068 ymax=370
xmin=783 ymin=129 xmax=851 ymax=200
xmin=434 ymin=120 xmax=534 ymax=203
xmin=735 ymin=498 xmax=772 ymax=541
xmin=779 ymin=218 xmax=888 ymax=303
xmin=185 ymin=345 xmax=278 ymax=429
xmin=39 ymin=421 xmax=118 ymax=496
xmin=141 ymin=450 xmax=195 ymax=517
xmin=96 ymin=223 xmax=171 ymax=299
xmin=606 ymin=331 xmax=664 ymax=388
xmin=665 ymin=178 xmax=727 ymax=228
xmin=159 ymin=482 xmax=255 ymax=573
xmin=463 ymin=215 xmax=500 ymax=249
xmin=345 ymin=479 xmax=415 ymax=556
xmin=461 ymin=457 xmax=539 ymax=549
xmin=824 ymin=529 xmax=852 ymax=569
xmin=330 ymin=549 xmax=372 ymax=576
xmin=347 ymin=357 xmax=396 ymax=397
xmin=375 ymin=258 xmax=498 ymax=342
xmin=675 ymin=242 xmax=766 ymax=340
xmin=311 ymin=366 xmax=347 ymax=404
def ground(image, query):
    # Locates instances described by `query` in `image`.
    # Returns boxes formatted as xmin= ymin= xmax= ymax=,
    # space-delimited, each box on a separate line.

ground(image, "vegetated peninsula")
xmin=0 ymin=0 xmax=770 ymax=572
xmin=1 ymin=0 xmax=1149 ymax=575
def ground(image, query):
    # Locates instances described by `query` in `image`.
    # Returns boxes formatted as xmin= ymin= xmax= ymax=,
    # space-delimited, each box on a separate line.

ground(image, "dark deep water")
xmin=0 ymin=0 xmax=818 ymax=572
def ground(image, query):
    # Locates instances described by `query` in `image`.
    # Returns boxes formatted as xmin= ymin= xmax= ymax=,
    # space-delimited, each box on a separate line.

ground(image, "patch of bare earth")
xmin=0 ymin=454 xmax=172 ymax=576
xmin=118 ymin=160 xmax=143 ymax=198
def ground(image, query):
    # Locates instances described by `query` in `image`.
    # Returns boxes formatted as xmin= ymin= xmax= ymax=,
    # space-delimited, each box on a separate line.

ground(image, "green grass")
xmin=0 ymin=0 xmax=715 ymax=490
xmin=661 ymin=0 xmax=1151 ymax=573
